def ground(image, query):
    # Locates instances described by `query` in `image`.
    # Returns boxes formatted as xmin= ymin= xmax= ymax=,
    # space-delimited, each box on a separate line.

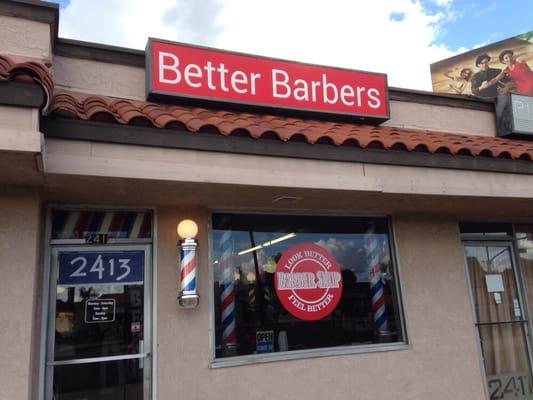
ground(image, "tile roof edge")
xmin=45 ymin=88 xmax=533 ymax=162
xmin=0 ymin=53 xmax=54 ymax=111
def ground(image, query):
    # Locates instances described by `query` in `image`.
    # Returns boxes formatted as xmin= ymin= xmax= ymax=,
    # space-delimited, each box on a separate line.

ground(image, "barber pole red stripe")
xmin=139 ymin=213 xmax=152 ymax=238
xmin=365 ymin=227 xmax=388 ymax=333
xmin=73 ymin=211 xmax=91 ymax=238
xmin=109 ymin=212 xmax=126 ymax=235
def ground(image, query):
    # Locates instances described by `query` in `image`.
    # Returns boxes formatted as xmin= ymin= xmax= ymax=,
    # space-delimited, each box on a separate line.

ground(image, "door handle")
xmin=139 ymin=340 xmax=145 ymax=369
xmin=513 ymin=299 xmax=522 ymax=318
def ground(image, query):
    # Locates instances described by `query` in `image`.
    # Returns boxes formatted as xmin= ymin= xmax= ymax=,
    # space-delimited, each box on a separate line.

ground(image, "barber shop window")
xmin=210 ymin=213 xmax=406 ymax=362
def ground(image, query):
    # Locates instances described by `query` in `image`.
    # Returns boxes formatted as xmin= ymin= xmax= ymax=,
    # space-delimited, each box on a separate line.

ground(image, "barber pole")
xmin=248 ymin=284 xmax=256 ymax=310
xmin=179 ymin=239 xmax=197 ymax=295
xmin=177 ymin=235 xmax=200 ymax=308
xmin=219 ymin=229 xmax=236 ymax=352
xmin=365 ymin=227 xmax=388 ymax=333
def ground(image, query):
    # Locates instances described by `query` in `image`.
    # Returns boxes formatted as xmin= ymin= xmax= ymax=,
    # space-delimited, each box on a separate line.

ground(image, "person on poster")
xmin=443 ymin=68 xmax=472 ymax=94
xmin=470 ymin=53 xmax=509 ymax=98
xmin=498 ymin=49 xmax=533 ymax=95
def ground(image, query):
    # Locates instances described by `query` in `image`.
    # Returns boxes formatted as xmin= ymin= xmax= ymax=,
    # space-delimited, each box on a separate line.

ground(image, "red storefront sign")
xmin=274 ymin=243 xmax=343 ymax=321
xmin=146 ymin=39 xmax=389 ymax=122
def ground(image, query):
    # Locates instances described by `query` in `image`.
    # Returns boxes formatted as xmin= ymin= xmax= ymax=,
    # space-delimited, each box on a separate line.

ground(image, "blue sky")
xmin=425 ymin=0 xmax=533 ymax=50
xmin=49 ymin=0 xmax=532 ymax=91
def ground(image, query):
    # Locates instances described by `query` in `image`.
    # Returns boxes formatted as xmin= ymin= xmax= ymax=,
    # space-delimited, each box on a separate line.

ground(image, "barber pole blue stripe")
xmin=116 ymin=212 xmax=135 ymax=238
xmin=52 ymin=210 xmax=69 ymax=238
xmin=87 ymin=212 xmax=103 ymax=233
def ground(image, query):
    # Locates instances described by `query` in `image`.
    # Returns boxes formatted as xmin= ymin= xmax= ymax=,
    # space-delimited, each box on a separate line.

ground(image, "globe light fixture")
xmin=177 ymin=219 xmax=198 ymax=241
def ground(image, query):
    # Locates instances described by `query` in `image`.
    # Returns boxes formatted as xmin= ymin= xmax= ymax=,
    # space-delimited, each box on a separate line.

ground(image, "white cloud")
xmin=60 ymin=0 xmax=186 ymax=49
xmin=58 ymin=0 xmax=460 ymax=90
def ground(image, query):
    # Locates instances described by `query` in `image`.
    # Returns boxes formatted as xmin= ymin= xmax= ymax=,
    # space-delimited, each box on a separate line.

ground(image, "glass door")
xmin=464 ymin=243 xmax=533 ymax=400
xmin=45 ymin=245 xmax=152 ymax=400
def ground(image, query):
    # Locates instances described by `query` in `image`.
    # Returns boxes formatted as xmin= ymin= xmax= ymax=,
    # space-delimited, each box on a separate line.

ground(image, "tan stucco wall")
xmin=44 ymin=139 xmax=379 ymax=192
xmin=385 ymin=100 xmax=496 ymax=136
xmin=0 ymin=106 xmax=41 ymax=153
xmin=0 ymin=15 xmax=51 ymax=59
xmin=53 ymin=56 xmax=145 ymax=100
xmin=156 ymin=209 xmax=486 ymax=400
xmin=0 ymin=191 xmax=42 ymax=400
xmin=44 ymin=138 xmax=533 ymax=200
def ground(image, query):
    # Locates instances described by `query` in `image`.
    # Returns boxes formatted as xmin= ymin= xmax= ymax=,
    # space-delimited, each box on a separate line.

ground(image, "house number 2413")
xmin=69 ymin=255 xmax=131 ymax=281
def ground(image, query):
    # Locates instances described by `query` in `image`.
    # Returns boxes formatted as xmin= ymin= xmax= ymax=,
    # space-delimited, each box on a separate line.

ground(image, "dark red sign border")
xmin=145 ymin=38 xmax=390 ymax=125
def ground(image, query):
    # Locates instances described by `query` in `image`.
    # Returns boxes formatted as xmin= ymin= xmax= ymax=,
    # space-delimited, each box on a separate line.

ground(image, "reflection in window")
xmin=54 ymin=284 xmax=144 ymax=360
xmin=516 ymin=228 xmax=533 ymax=341
xmin=53 ymin=360 xmax=143 ymax=400
xmin=211 ymin=213 xmax=405 ymax=359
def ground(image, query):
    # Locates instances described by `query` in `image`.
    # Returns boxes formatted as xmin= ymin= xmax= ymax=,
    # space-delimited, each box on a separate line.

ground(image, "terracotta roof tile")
xmin=46 ymin=88 xmax=533 ymax=161
xmin=0 ymin=54 xmax=53 ymax=111
xmin=3 ymin=52 xmax=533 ymax=163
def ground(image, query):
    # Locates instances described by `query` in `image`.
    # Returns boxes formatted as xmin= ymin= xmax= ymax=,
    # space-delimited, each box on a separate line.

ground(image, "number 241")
xmin=70 ymin=255 xmax=131 ymax=281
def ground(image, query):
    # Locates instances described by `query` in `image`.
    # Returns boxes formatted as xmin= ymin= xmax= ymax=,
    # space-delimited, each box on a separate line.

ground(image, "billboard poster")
xmin=430 ymin=31 xmax=533 ymax=98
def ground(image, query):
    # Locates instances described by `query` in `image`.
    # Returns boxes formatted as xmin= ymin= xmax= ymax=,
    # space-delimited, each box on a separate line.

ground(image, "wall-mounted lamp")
xmin=177 ymin=219 xmax=199 ymax=308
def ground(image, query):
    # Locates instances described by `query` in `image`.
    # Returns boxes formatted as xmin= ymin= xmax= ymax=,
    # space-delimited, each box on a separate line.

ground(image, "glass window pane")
xmin=479 ymin=324 xmax=530 ymax=376
xmin=55 ymin=284 xmax=144 ymax=360
xmin=480 ymin=324 xmax=533 ymax=400
xmin=465 ymin=246 xmax=521 ymax=324
xmin=53 ymin=359 xmax=144 ymax=400
xmin=516 ymin=229 xmax=533 ymax=327
xmin=211 ymin=213 xmax=404 ymax=358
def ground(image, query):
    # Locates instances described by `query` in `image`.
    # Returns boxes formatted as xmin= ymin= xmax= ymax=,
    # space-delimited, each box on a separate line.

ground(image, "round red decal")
xmin=274 ymin=243 xmax=343 ymax=321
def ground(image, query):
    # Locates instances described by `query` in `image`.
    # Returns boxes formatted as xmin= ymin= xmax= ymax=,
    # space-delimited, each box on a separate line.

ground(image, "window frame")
xmin=208 ymin=210 xmax=409 ymax=368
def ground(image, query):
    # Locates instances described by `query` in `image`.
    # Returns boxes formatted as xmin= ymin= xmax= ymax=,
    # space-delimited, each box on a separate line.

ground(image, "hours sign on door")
xmin=58 ymin=251 xmax=144 ymax=285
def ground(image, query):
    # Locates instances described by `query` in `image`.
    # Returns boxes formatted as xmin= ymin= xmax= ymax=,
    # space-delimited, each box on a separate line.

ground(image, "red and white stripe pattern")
xmin=365 ymin=226 xmax=388 ymax=333
xmin=219 ymin=229 xmax=236 ymax=347
xmin=179 ymin=240 xmax=197 ymax=295
xmin=54 ymin=210 xmax=151 ymax=239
